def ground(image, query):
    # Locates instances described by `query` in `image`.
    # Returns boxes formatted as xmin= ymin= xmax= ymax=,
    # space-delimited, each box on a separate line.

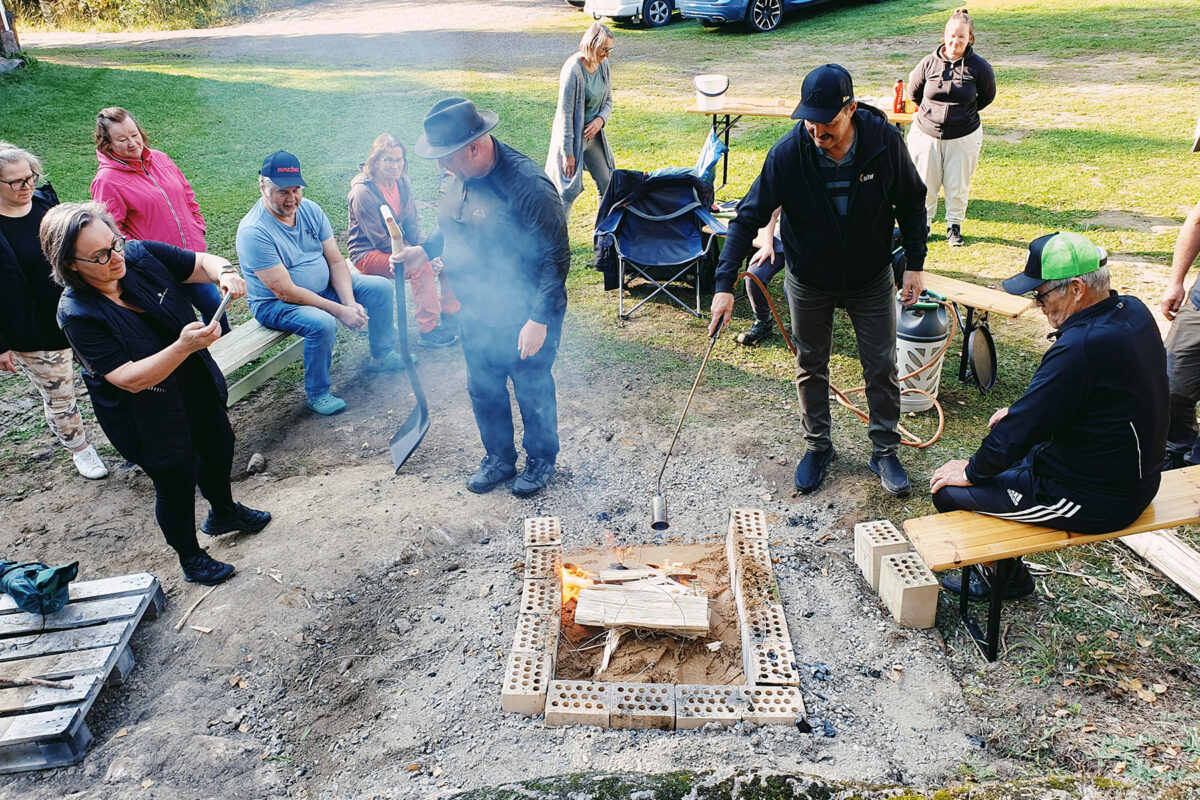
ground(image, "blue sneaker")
xmin=201 ymin=503 xmax=272 ymax=536
xmin=181 ymin=550 xmax=235 ymax=586
xmin=368 ymin=351 xmax=408 ymax=373
xmin=307 ymin=393 xmax=347 ymax=415
xmin=794 ymin=447 xmax=835 ymax=494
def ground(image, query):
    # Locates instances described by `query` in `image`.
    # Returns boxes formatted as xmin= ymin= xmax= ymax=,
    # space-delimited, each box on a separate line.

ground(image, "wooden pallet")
xmin=0 ymin=572 xmax=164 ymax=773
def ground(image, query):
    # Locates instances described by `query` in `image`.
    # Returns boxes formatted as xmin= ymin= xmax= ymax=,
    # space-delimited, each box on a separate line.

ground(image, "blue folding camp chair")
xmin=594 ymin=169 xmax=727 ymax=321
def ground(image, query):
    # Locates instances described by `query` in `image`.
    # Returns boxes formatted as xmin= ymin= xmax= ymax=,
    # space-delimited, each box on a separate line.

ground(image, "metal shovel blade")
xmin=388 ymin=248 xmax=431 ymax=473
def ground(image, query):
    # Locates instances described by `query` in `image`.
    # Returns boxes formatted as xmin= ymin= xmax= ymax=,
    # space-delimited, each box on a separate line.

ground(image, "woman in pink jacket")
xmin=90 ymin=107 xmax=228 ymax=332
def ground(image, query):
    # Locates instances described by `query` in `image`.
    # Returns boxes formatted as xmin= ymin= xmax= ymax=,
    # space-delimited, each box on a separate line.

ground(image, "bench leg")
xmin=960 ymin=559 xmax=1019 ymax=662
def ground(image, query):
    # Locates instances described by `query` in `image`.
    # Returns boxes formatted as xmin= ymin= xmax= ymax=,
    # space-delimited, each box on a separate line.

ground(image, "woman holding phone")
xmin=43 ymin=202 xmax=271 ymax=586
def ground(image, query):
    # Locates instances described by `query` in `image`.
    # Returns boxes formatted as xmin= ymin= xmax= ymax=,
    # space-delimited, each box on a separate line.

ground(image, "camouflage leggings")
xmin=13 ymin=349 xmax=88 ymax=451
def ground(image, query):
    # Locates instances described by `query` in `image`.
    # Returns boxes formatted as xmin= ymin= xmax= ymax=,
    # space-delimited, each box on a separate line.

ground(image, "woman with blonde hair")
xmin=906 ymin=7 xmax=996 ymax=247
xmin=546 ymin=22 xmax=615 ymax=218
xmin=0 ymin=143 xmax=108 ymax=479
xmin=347 ymin=133 xmax=459 ymax=348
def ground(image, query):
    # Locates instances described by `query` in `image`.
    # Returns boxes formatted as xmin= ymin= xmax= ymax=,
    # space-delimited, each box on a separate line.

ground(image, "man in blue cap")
xmin=395 ymin=99 xmax=569 ymax=497
xmin=236 ymin=151 xmax=404 ymax=416
xmin=930 ymin=232 xmax=1168 ymax=599
xmin=709 ymin=64 xmax=929 ymax=497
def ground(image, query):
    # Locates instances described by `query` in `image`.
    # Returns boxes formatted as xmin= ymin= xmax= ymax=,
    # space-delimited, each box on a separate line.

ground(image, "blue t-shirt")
xmin=235 ymin=197 xmax=335 ymax=305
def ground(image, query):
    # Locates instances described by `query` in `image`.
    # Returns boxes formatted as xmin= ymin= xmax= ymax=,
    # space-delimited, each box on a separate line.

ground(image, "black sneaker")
xmin=467 ymin=455 xmax=517 ymax=494
xmin=512 ymin=458 xmax=556 ymax=498
xmin=941 ymin=559 xmax=1035 ymax=602
xmin=794 ymin=447 xmax=836 ymax=493
xmin=418 ymin=326 xmax=458 ymax=348
xmin=200 ymin=503 xmax=272 ymax=536
xmin=947 ymin=224 xmax=964 ymax=247
xmin=181 ymin=550 xmax=235 ymax=585
xmin=736 ymin=319 xmax=774 ymax=346
xmin=868 ymin=453 xmax=911 ymax=496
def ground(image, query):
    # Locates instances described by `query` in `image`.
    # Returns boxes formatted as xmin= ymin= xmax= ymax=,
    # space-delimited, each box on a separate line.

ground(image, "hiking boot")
xmin=467 ymin=455 xmax=517 ymax=494
xmin=947 ymin=224 xmax=964 ymax=247
xmin=201 ymin=503 xmax=272 ymax=536
xmin=736 ymin=318 xmax=774 ymax=346
xmin=512 ymin=458 xmax=556 ymax=498
xmin=941 ymin=559 xmax=1036 ymax=602
xmin=307 ymin=393 xmax=347 ymax=415
xmin=794 ymin=447 xmax=836 ymax=494
xmin=868 ymin=453 xmax=911 ymax=496
xmin=72 ymin=445 xmax=109 ymax=480
xmin=418 ymin=326 xmax=458 ymax=348
xmin=181 ymin=550 xmax=235 ymax=586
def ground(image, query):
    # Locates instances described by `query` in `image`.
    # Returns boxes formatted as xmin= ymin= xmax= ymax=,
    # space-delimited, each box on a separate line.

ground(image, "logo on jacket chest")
xmin=858 ymin=172 xmax=876 ymax=183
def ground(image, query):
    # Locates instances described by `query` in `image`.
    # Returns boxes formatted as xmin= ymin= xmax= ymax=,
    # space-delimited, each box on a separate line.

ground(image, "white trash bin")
xmin=694 ymin=74 xmax=729 ymax=111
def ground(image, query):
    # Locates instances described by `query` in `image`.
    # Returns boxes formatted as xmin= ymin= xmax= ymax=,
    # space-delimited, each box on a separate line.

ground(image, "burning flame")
xmin=560 ymin=564 xmax=594 ymax=604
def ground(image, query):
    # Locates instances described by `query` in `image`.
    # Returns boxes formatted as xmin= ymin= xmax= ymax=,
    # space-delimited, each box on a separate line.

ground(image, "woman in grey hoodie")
xmin=906 ymin=8 xmax=996 ymax=247
xmin=546 ymin=22 xmax=615 ymax=219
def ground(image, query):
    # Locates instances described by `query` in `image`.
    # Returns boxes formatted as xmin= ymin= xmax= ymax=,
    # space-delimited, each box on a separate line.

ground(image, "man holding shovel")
xmin=395 ymin=98 xmax=569 ymax=497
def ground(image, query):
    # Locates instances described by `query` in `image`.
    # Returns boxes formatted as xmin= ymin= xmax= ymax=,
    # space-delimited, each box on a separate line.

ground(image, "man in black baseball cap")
xmin=930 ymin=232 xmax=1167 ymax=600
xmin=395 ymin=98 xmax=569 ymax=498
xmin=710 ymin=63 xmax=929 ymax=497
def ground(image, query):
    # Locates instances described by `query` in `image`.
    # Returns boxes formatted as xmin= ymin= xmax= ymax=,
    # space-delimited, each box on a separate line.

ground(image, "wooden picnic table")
xmin=686 ymin=95 xmax=915 ymax=189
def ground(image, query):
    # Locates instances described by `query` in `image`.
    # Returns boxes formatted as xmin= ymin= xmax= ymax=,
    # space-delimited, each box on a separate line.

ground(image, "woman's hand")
xmin=748 ymin=241 xmax=776 ymax=269
xmin=218 ymin=270 xmax=246 ymax=300
xmin=177 ymin=319 xmax=223 ymax=353
xmin=561 ymin=154 xmax=576 ymax=180
xmin=0 ymin=350 xmax=16 ymax=373
xmin=584 ymin=117 xmax=604 ymax=141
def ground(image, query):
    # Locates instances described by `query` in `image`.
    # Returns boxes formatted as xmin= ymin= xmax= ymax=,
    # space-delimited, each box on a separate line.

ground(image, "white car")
xmin=583 ymin=0 xmax=676 ymax=27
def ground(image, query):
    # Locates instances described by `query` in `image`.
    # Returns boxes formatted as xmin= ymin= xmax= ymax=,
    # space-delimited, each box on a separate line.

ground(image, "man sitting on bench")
xmin=928 ymin=232 xmax=1168 ymax=599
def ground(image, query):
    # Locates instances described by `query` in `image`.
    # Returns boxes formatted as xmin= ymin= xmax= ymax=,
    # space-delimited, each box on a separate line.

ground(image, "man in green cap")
xmin=928 ymin=232 xmax=1168 ymax=600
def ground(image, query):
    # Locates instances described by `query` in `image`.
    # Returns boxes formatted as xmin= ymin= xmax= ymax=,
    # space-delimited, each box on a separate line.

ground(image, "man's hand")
xmin=518 ymin=320 xmax=548 ymax=360
xmin=748 ymin=241 xmax=776 ymax=269
xmin=217 ymin=271 xmax=246 ymax=300
xmin=0 ymin=350 xmax=16 ymax=373
xmin=583 ymin=118 xmax=604 ymax=141
xmin=395 ymin=246 xmax=428 ymax=274
xmin=987 ymin=407 xmax=1010 ymax=428
xmin=929 ymin=458 xmax=972 ymax=493
xmin=561 ymin=154 xmax=576 ymax=180
xmin=899 ymin=270 xmax=924 ymax=307
xmin=1162 ymin=283 xmax=1186 ymax=321
xmin=709 ymin=292 xmax=734 ymax=337
xmin=335 ymin=302 xmax=370 ymax=331
xmin=177 ymin=319 xmax=222 ymax=353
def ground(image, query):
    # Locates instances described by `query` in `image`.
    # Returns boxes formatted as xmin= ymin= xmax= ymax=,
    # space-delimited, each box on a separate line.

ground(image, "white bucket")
xmin=694 ymin=74 xmax=729 ymax=111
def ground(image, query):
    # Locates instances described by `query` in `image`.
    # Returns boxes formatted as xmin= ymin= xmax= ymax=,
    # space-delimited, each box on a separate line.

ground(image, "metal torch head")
xmin=650 ymin=493 xmax=669 ymax=531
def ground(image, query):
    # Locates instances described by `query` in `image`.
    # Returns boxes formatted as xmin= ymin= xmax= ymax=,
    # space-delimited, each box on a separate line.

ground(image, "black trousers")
xmin=139 ymin=401 xmax=236 ymax=561
xmin=459 ymin=315 xmax=562 ymax=466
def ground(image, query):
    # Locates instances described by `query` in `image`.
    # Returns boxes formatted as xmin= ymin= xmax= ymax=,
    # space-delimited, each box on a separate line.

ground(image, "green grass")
xmin=3 ymin=0 xmax=1200 ymax=777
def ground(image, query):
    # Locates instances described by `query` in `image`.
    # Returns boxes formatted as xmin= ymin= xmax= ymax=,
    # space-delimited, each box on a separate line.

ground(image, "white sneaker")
xmin=72 ymin=445 xmax=109 ymax=480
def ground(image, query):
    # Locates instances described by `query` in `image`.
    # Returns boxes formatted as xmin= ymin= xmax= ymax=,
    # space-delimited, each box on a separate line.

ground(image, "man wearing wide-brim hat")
xmin=929 ymin=232 xmax=1168 ymax=601
xmin=395 ymin=98 xmax=569 ymax=498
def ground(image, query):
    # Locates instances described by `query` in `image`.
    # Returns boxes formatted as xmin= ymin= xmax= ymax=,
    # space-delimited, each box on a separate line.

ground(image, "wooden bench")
xmin=903 ymin=465 xmax=1200 ymax=660
xmin=210 ymin=319 xmax=303 ymax=406
xmin=921 ymin=272 xmax=1034 ymax=391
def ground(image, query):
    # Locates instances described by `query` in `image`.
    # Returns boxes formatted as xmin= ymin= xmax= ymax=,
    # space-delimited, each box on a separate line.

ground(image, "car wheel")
xmin=641 ymin=0 xmax=673 ymax=27
xmin=745 ymin=0 xmax=782 ymax=32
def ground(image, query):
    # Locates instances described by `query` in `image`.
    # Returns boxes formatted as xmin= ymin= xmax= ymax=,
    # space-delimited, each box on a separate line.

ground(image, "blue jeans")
xmin=185 ymin=282 xmax=231 ymax=334
xmin=251 ymin=274 xmax=395 ymax=400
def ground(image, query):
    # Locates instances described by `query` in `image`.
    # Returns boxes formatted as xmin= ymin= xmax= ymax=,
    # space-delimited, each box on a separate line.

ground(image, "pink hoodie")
xmin=91 ymin=148 xmax=207 ymax=251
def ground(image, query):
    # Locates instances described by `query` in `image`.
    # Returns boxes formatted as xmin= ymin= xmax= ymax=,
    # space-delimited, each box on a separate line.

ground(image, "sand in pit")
xmin=554 ymin=541 xmax=745 ymax=685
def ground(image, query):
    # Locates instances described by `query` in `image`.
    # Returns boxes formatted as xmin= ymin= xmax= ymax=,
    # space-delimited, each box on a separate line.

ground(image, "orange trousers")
xmin=356 ymin=250 xmax=460 ymax=334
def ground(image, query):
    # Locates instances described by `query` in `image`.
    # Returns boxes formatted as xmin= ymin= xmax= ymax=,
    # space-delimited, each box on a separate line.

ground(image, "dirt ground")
xmin=3 ymin=2 xmax=1194 ymax=799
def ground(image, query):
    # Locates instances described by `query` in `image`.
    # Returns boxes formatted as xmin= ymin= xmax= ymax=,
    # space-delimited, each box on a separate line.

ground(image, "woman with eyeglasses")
xmin=42 ymin=202 xmax=271 ymax=587
xmin=0 ymin=144 xmax=109 ymax=479
xmin=347 ymin=133 xmax=459 ymax=348
xmin=90 ymin=107 xmax=230 ymax=333
xmin=906 ymin=7 xmax=996 ymax=248
xmin=546 ymin=22 xmax=616 ymax=218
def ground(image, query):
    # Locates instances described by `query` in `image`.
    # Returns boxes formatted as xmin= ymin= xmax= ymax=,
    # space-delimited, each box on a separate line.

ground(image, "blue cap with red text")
xmin=260 ymin=150 xmax=307 ymax=187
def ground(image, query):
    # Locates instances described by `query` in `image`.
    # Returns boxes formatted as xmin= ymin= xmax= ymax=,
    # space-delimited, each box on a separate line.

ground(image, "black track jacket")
xmin=714 ymin=104 xmax=928 ymax=295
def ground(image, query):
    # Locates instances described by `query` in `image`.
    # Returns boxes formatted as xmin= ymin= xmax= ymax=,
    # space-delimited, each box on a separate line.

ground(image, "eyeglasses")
xmin=76 ymin=235 xmax=126 ymax=265
xmin=0 ymin=172 xmax=41 ymax=191
xmin=1031 ymin=284 xmax=1067 ymax=306
xmin=380 ymin=157 xmax=406 ymax=165
xmin=599 ymin=45 xmax=613 ymax=55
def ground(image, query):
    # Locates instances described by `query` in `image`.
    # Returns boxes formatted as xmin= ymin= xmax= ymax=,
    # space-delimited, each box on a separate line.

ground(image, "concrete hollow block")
xmin=879 ymin=552 xmax=940 ymax=629
xmin=524 ymin=545 xmax=563 ymax=581
xmin=728 ymin=508 xmax=768 ymax=540
xmin=520 ymin=579 xmax=559 ymax=617
xmin=854 ymin=520 xmax=909 ymax=591
xmin=511 ymin=613 xmax=559 ymax=659
xmin=544 ymin=681 xmax=611 ymax=728
xmin=744 ymin=637 xmax=801 ymax=687
xmin=524 ymin=517 xmax=562 ymax=548
xmin=744 ymin=686 xmax=806 ymax=726
xmin=501 ymin=652 xmax=552 ymax=716
xmin=674 ymin=685 xmax=746 ymax=729
xmin=610 ymin=683 xmax=675 ymax=730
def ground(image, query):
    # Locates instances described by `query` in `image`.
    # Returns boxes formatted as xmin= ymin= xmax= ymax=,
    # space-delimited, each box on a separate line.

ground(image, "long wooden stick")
xmin=0 ymin=676 xmax=73 ymax=690
xmin=175 ymin=585 xmax=218 ymax=631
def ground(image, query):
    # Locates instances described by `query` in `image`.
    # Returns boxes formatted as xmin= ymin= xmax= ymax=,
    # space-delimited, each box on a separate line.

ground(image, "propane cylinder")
xmin=895 ymin=291 xmax=950 ymax=413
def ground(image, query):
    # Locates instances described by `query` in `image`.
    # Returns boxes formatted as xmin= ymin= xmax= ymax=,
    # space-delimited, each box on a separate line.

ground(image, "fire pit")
xmin=502 ymin=511 xmax=806 ymax=730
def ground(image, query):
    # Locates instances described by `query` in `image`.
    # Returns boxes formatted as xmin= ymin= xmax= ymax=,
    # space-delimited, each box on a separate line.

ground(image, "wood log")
xmin=1121 ymin=529 xmax=1200 ymax=603
xmin=574 ymin=587 xmax=709 ymax=635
